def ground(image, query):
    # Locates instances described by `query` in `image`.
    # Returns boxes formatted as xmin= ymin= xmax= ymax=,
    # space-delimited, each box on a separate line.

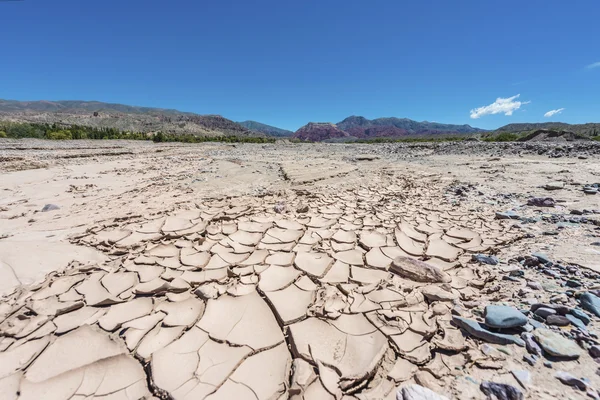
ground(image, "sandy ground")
xmin=0 ymin=139 xmax=599 ymax=400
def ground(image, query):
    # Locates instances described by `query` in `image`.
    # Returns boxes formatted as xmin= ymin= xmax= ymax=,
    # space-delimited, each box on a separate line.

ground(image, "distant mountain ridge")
xmin=237 ymin=121 xmax=293 ymax=137
xmin=0 ymin=99 xmax=258 ymax=138
xmin=2 ymin=99 xmax=597 ymax=141
xmin=293 ymin=116 xmax=486 ymax=141
xmin=495 ymin=122 xmax=600 ymax=137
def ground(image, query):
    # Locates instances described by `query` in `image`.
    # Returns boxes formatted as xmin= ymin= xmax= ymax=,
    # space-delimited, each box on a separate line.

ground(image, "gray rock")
xmin=296 ymin=205 xmax=309 ymax=213
xmin=532 ymin=252 xmax=552 ymax=264
xmin=590 ymin=345 xmax=600 ymax=358
xmin=496 ymin=211 xmax=520 ymax=220
xmin=523 ymin=354 xmax=537 ymax=366
xmin=472 ymin=254 xmax=498 ymax=265
xmin=527 ymin=318 xmax=544 ymax=329
xmin=511 ymin=370 xmax=531 ymax=389
xmin=533 ymin=328 xmax=582 ymax=359
xmin=398 ymin=384 xmax=449 ymax=400
xmin=527 ymin=197 xmax=556 ymax=207
xmin=565 ymin=314 xmax=587 ymax=330
xmin=484 ymin=305 xmax=528 ymax=329
xmin=579 ymin=293 xmax=600 ymax=318
xmin=526 ymin=281 xmax=543 ymax=291
xmin=452 ymin=316 xmax=525 ymax=347
xmin=555 ymin=371 xmax=588 ymax=391
xmin=531 ymin=303 xmax=569 ymax=315
xmin=534 ymin=307 xmax=556 ymax=319
xmin=41 ymin=204 xmax=60 ymax=212
xmin=546 ymin=315 xmax=570 ymax=326
xmin=390 ymin=257 xmax=451 ymax=283
xmin=480 ymin=381 xmax=524 ymax=400
xmin=521 ymin=332 xmax=542 ymax=356
xmin=544 ymin=181 xmax=565 ymax=190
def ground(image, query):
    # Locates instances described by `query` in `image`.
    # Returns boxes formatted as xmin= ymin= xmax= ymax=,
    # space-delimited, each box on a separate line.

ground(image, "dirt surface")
xmin=1 ymin=139 xmax=599 ymax=400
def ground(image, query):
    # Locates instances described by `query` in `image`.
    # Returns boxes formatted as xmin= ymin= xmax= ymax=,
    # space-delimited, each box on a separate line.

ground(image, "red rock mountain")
xmin=293 ymin=116 xmax=486 ymax=141
xmin=293 ymin=122 xmax=350 ymax=142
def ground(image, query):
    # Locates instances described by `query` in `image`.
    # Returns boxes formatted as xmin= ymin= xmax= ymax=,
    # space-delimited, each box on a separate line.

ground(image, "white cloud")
xmin=470 ymin=94 xmax=530 ymax=119
xmin=544 ymin=108 xmax=565 ymax=118
xmin=586 ymin=61 xmax=600 ymax=69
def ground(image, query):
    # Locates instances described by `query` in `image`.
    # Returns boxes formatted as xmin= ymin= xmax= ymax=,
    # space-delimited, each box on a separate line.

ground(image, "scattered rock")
xmin=555 ymin=371 xmax=588 ymax=390
xmin=521 ymin=333 xmax=542 ymax=356
xmin=472 ymin=254 xmax=498 ymax=265
xmin=532 ymin=252 xmax=552 ymax=265
xmin=391 ymin=257 xmax=452 ymax=283
xmin=398 ymin=384 xmax=449 ymax=400
xmin=533 ymin=328 xmax=582 ymax=359
xmin=527 ymin=197 xmax=556 ymax=207
xmin=580 ymin=292 xmax=600 ymax=318
xmin=480 ymin=381 xmax=524 ymax=400
xmin=484 ymin=305 xmax=527 ymax=329
xmin=296 ymin=204 xmax=309 ymax=213
xmin=41 ymin=204 xmax=60 ymax=212
xmin=546 ymin=315 xmax=571 ymax=326
xmin=544 ymin=182 xmax=565 ymax=190
xmin=452 ymin=316 xmax=525 ymax=346
xmin=496 ymin=211 xmax=520 ymax=220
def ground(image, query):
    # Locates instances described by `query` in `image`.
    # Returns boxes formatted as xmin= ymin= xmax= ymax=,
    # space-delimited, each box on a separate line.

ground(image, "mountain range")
xmin=237 ymin=121 xmax=293 ymax=137
xmin=1 ymin=99 xmax=598 ymax=141
xmin=0 ymin=99 xmax=256 ymax=138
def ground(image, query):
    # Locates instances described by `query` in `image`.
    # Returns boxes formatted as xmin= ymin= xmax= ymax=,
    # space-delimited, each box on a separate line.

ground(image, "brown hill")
xmin=0 ymin=99 xmax=259 ymax=137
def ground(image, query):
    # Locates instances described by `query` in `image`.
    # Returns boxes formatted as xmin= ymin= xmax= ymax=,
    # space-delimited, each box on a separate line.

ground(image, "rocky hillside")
xmin=496 ymin=122 xmax=600 ymax=137
xmin=294 ymin=122 xmax=350 ymax=142
xmin=0 ymin=99 xmax=259 ymax=137
xmin=294 ymin=116 xmax=486 ymax=141
xmin=237 ymin=121 xmax=293 ymax=137
xmin=337 ymin=116 xmax=485 ymax=138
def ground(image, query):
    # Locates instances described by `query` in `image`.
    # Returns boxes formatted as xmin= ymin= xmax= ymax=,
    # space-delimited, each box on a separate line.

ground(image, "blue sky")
xmin=1 ymin=0 xmax=598 ymax=131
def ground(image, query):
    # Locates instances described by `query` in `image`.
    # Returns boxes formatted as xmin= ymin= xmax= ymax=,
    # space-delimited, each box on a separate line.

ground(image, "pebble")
xmin=527 ymin=281 xmax=543 ymax=291
xmin=41 ymin=204 xmax=60 ymax=212
xmin=484 ymin=305 xmax=528 ymax=329
xmin=521 ymin=332 xmax=542 ymax=356
xmin=544 ymin=361 xmax=553 ymax=368
xmin=527 ymin=197 xmax=556 ymax=207
xmin=534 ymin=307 xmax=557 ymax=319
xmin=565 ymin=314 xmax=587 ymax=330
xmin=544 ymin=181 xmax=565 ymax=190
xmin=472 ymin=254 xmax=499 ymax=265
xmin=570 ymin=309 xmax=591 ymax=325
xmin=479 ymin=381 xmax=524 ymax=400
xmin=296 ymin=205 xmax=309 ymax=213
xmin=546 ymin=315 xmax=571 ymax=326
xmin=453 ymin=316 xmax=525 ymax=346
xmin=532 ymin=252 xmax=552 ymax=265
xmin=523 ymin=354 xmax=537 ymax=366
xmin=496 ymin=211 xmax=520 ymax=220
xmin=555 ymin=371 xmax=588 ymax=391
xmin=533 ymin=328 xmax=582 ymax=359
xmin=590 ymin=346 xmax=600 ymax=358
xmin=580 ymin=293 xmax=600 ymax=318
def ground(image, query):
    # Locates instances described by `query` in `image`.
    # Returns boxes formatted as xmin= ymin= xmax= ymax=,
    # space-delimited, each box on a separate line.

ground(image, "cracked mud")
xmin=1 ymin=140 xmax=600 ymax=400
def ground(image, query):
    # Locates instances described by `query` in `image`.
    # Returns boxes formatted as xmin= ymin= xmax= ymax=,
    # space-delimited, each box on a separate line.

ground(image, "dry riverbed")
xmin=0 ymin=139 xmax=599 ymax=400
